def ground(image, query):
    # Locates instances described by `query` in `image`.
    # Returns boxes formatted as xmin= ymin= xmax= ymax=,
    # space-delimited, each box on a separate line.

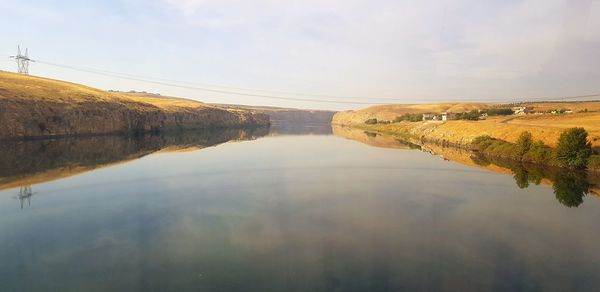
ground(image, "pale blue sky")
xmin=1 ymin=0 xmax=599 ymax=110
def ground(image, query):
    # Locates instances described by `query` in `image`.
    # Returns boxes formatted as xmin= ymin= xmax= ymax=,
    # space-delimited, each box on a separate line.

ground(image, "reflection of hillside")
xmin=333 ymin=126 xmax=600 ymax=207
xmin=332 ymin=125 xmax=419 ymax=150
xmin=0 ymin=127 xmax=268 ymax=190
xmin=269 ymin=122 xmax=333 ymax=136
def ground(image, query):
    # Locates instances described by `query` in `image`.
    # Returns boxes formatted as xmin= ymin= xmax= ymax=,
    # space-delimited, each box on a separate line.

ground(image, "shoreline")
xmin=334 ymin=123 xmax=600 ymax=173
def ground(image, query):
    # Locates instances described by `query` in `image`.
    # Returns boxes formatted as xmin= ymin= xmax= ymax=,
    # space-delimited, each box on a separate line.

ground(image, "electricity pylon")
xmin=9 ymin=46 xmax=33 ymax=74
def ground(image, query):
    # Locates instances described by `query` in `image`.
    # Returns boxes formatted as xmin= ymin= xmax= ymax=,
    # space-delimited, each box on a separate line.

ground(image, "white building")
xmin=441 ymin=112 xmax=456 ymax=121
xmin=512 ymin=106 xmax=527 ymax=115
xmin=422 ymin=113 xmax=435 ymax=121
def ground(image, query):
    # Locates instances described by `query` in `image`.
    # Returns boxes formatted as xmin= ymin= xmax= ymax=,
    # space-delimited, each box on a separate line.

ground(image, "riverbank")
xmin=333 ymin=102 xmax=600 ymax=148
xmin=332 ymin=125 xmax=600 ymax=201
xmin=0 ymin=71 xmax=269 ymax=140
xmin=333 ymin=102 xmax=600 ymax=171
xmin=334 ymin=123 xmax=600 ymax=173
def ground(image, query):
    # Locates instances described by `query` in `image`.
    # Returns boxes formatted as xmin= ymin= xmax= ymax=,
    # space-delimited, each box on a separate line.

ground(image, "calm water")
xmin=1 ymin=125 xmax=600 ymax=292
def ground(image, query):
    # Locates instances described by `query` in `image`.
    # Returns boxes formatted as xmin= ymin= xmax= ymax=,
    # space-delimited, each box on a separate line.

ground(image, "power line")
xmin=35 ymin=60 xmax=413 ymax=102
xmin=43 ymin=61 xmax=403 ymax=101
xmin=30 ymin=58 xmax=600 ymax=105
xmin=35 ymin=60 xmax=391 ymax=105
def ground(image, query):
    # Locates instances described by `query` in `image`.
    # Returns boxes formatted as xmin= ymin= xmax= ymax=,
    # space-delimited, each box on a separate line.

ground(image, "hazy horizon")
xmin=2 ymin=0 xmax=599 ymax=110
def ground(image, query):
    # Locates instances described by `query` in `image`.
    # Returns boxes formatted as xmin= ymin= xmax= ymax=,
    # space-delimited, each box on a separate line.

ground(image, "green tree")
xmin=524 ymin=140 xmax=552 ymax=163
xmin=515 ymin=131 xmax=532 ymax=157
xmin=555 ymin=128 xmax=592 ymax=168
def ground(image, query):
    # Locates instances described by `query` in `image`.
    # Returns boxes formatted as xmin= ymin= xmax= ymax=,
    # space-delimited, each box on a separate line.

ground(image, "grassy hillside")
xmin=333 ymin=102 xmax=600 ymax=148
xmin=333 ymin=103 xmax=491 ymax=124
xmin=0 ymin=71 xmax=268 ymax=139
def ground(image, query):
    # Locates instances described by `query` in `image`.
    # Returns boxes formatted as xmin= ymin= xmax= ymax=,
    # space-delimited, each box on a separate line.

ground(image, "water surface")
xmin=1 ymin=125 xmax=599 ymax=292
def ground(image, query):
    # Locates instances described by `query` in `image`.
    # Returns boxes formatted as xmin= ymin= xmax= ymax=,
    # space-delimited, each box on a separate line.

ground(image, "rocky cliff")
xmin=0 ymin=72 xmax=269 ymax=139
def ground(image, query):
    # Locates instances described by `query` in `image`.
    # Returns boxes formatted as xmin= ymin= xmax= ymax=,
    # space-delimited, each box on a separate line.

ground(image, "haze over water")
xmin=1 ymin=124 xmax=599 ymax=291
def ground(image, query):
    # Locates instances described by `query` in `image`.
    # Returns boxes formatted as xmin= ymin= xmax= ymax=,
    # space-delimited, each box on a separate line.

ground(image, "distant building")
xmin=512 ymin=106 xmax=528 ymax=115
xmin=422 ymin=113 xmax=435 ymax=121
xmin=441 ymin=112 xmax=456 ymax=121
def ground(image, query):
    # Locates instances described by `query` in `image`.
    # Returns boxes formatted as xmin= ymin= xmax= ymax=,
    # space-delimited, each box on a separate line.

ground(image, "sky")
xmin=1 ymin=0 xmax=599 ymax=110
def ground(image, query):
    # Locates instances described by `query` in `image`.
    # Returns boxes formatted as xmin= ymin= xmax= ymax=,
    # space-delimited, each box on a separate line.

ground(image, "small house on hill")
xmin=512 ymin=106 xmax=528 ymax=115
xmin=441 ymin=112 xmax=456 ymax=121
xmin=422 ymin=113 xmax=435 ymax=121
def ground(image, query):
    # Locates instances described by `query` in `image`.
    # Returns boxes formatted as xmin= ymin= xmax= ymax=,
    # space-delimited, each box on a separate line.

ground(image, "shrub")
xmin=555 ymin=128 xmax=592 ymax=168
xmin=523 ymin=140 xmax=553 ymax=164
xmin=365 ymin=118 xmax=378 ymax=125
xmin=394 ymin=113 xmax=423 ymax=123
xmin=483 ymin=108 xmax=514 ymax=116
xmin=472 ymin=135 xmax=494 ymax=151
xmin=471 ymin=135 xmax=519 ymax=159
xmin=456 ymin=110 xmax=480 ymax=120
xmin=515 ymin=131 xmax=532 ymax=157
xmin=486 ymin=140 xmax=520 ymax=159
xmin=588 ymin=155 xmax=600 ymax=171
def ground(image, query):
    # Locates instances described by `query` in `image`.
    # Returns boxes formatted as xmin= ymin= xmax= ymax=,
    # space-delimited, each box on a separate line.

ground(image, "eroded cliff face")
xmin=0 ymin=98 xmax=269 ymax=139
xmin=0 ymin=72 xmax=269 ymax=139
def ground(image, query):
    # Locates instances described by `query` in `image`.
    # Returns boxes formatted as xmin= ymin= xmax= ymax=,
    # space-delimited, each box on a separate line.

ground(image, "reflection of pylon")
xmin=9 ymin=46 xmax=34 ymax=74
xmin=17 ymin=186 xmax=33 ymax=209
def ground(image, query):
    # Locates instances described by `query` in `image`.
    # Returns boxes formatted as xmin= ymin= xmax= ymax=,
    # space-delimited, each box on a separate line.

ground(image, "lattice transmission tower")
xmin=10 ymin=46 xmax=34 ymax=74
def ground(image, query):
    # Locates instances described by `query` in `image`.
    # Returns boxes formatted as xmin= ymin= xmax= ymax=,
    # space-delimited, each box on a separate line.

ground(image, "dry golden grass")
xmin=523 ymin=101 xmax=600 ymax=112
xmin=0 ymin=71 xmax=214 ymax=112
xmin=357 ymin=114 xmax=600 ymax=148
xmin=334 ymin=102 xmax=491 ymax=124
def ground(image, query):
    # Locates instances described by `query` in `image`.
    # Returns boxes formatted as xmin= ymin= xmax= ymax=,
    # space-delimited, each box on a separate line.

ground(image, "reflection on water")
xmin=2 ymin=124 xmax=600 ymax=291
xmin=333 ymin=125 xmax=600 ymax=208
xmin=269 ymin=122 xmax=333 ymax=136
xmin=471 ymin=155 xmax=592 ymax=208
xmin=0 ymin=127 xmax=268 ymax=191
xmin=15 ymin=186 xmax=34 ymax=209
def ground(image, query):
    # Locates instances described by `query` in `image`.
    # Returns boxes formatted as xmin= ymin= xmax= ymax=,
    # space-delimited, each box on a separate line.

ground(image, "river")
xmin=1 ymin=124 xmax=599 ymax=291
